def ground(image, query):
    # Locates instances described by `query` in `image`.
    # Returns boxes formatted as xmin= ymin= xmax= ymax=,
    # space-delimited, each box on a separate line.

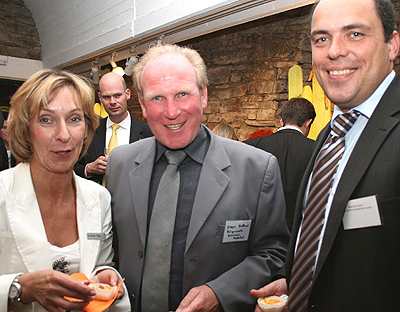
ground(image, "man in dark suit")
xmin=244 ymin=97 xmax=315 ymax=230
xmin=74 ymin=72 xmax=152 ymax=183
xmin=252 ymin=0 xmax=400 ymax=311
xmin=0 ymin=112 xmax=16 ymax=171
xmin=106 ymin=44 xmax=289 ymax=312
xmin=0 ymin=111 xmax=7 ymax=171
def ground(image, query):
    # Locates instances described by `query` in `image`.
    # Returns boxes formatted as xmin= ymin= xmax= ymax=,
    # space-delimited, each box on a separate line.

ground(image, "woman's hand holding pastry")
xmin=18 ymin=270 xmax=95 ymax=312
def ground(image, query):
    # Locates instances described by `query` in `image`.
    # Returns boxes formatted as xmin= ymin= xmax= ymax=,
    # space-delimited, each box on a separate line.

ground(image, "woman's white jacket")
xmin=0 ymin=163 xmax=130 ymax=311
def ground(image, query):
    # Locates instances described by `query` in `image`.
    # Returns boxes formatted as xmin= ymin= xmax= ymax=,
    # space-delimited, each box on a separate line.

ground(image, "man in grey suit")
xmin=252 ymin=0 xmax=400 ymax=311
xmin=106 ymin=44 xmax=289 ymax=311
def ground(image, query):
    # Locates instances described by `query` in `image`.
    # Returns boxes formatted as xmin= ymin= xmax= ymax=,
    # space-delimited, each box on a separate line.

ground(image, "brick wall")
xmin=0 ymin=0 xmax=41 ymax=60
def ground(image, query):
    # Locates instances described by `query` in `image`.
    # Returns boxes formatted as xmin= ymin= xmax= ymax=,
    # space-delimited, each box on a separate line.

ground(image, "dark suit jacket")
xmin=74 ymin=116 xmax=153 ymax=183
xmin=0 ymin=138 xmax=16 ymax=171
xmin=106 ymin=126 xmax=289 ymax=312
xmin=285 ymin=73 xmax=400 ymax=311
xmin=244 ymin=129 xmax=314 ymax=230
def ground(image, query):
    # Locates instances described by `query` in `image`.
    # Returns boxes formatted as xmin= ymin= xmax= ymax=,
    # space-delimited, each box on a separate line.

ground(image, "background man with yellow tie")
xmin=252 ymin=0 xmax=400 ymax=311
xmin=74 ymin=72 xmax=153 ymax=184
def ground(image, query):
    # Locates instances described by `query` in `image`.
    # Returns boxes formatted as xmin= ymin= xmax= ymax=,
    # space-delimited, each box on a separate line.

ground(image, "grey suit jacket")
xmin=106 ymin=126 xmax=289 ymax=312
xmin=285 ymin=73 xmax=400 ymax=311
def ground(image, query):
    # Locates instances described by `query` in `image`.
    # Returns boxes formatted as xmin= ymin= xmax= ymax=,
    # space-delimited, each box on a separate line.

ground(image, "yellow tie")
xmin=107 ymin=124 xmax=120 ymax=155
xmin=103 ymin=124 xmax=120 ymax=186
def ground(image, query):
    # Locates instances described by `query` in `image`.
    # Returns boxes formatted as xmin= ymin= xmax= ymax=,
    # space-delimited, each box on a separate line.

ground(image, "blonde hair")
xmin=8 ymin=69 xmax=99 ymax=163
xmin=132 ymin=44 xmax=208 ymax=100
xmin=212 ymin=122 xmax=238 ymax=140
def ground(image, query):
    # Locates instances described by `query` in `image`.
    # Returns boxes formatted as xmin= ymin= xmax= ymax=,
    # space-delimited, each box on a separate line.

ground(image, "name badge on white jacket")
xmin=223 ymin=220 xmax=251 ymax=243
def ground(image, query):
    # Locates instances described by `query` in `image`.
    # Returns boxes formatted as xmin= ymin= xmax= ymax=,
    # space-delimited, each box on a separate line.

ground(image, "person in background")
xmin=211 ymin=121 xmax=238 ymax=140
xmin=106 ymin=44 xmax=289 ymax=312
xmin=74 ymin=72 xmax=152 ymax=184
xmin=0 ymin=112 xmax=17 ymax=171
xmin=244 ymin=97 xmax=316 ymax=230
xmin=0 ymin=69 xmax=130 ymax=311
xmin=0 ymin=111 xmax=7 ymax=171
xmin=252 ymin=0 xmax=400 ymax=311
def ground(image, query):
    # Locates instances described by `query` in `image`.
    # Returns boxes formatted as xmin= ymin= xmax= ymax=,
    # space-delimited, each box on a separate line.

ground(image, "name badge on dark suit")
xmin=343 ymin=195 xmax=382 ymax=230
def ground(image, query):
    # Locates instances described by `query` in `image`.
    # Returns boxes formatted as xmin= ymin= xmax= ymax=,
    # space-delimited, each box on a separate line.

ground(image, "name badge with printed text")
xmin=223 ymin=220 xmax=251 ymax=243
xmin=87 ymin=233 xmax=106 ymax=240
xmin=343 ymin=195 xmax=382 ymax=230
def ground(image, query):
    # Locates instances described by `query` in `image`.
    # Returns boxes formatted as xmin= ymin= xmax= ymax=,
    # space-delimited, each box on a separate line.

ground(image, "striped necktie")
xmin=287 ymin=111 xmax=360 ymax=312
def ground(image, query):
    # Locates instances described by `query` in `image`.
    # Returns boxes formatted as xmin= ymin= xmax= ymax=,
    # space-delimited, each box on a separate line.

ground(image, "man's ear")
xmin=304 ymin=119 xmax=313 ymax=130
xmin=138 ymin=95 xmax=147 ymax=118
xmin=280 ymin=119 xmax=284 ymax=127
xmin=125 ymin=88 xmax=131 ymax=100
xmin=201 ymin=86 xmax=208 ymax=109
xmin=388 ymin=31 xmax=400 ymax=61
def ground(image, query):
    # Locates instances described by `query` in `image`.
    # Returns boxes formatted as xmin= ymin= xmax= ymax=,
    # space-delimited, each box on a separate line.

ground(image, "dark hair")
xmin=281 ymin=98 xmax=316 ymax=127
xmin=310 ymin=0 xmax=397 ymax=43
xmin=375 ymin=0 xmax=397 ymax=42
xmin=0 ymin=111 xmax=4 ymax=128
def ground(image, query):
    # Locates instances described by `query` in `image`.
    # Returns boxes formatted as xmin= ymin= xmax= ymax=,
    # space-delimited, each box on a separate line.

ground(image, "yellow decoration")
xmin=288 ymin=65 xmax=303 ymax=99
xmin=288 ymin=65 xmax=332 ymax=140
xmin=94 ymin=102 xmax=109 ymax=118
xmin=301 ymin=85 xmax=313 ymax=103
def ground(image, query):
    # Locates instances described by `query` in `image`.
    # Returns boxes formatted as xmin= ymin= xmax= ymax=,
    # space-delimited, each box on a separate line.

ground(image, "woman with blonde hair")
xmin=0 ymin=69 xmax=130 ymax=311
xmin=212 ymin=122 xmax=238 ymax=140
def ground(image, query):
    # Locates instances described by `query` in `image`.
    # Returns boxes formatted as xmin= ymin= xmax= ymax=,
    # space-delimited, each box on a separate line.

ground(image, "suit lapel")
xmin=8 ymin=163 xmax=52 ymax=272
xmin=185 ymin=131 xmax=231 ymax=252
xmin=75 ymin=175 xmax=102 ymax=275
xmin=314 ymin=75 xmax=400 ymax=280
xmin=94 ymin=118 xmax=107 ymax=157
xmin=129 ymin=117 xmax=143 ymax=143
xmin=128 ymin=139 xmax=156 ymax=248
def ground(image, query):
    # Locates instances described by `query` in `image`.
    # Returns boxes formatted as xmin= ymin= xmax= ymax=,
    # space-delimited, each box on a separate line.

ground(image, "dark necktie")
xmin=287 ymin=111 xmax=360 ymax=312
xmin=141 ymin=150 xmax=187 ymax=312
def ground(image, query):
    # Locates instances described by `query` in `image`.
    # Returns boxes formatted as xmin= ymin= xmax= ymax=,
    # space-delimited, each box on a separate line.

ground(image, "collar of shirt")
xmin=278 ymin=125 xmax=303 ymax=134
xmin=154 ymin=124 xmax=210 ymax=165
xmin=106 ymin=113 xmax=131 ymax=130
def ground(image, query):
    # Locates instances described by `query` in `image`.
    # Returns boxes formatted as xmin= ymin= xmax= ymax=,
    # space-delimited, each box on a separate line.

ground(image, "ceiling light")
xmin=124 ymin=46 xmax=139 ymax=76
xmin=110 ymin=52 xmax=125 ymax=76
xmin=91 ymin=60 xmax=101 ymax=84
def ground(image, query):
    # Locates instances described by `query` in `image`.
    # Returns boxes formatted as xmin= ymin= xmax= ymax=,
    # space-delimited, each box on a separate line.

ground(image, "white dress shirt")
xmin=105 ymin=114 xmax=131 ymax=148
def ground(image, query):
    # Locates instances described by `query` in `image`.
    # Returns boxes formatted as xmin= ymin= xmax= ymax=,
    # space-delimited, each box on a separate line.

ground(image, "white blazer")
xmin=0 ymin=163 xmax=130 ymax=312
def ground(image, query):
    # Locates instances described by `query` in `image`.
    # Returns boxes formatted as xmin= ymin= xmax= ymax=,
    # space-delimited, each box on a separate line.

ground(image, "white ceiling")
xmin=23 ymin=0 xmax=315 ymax=75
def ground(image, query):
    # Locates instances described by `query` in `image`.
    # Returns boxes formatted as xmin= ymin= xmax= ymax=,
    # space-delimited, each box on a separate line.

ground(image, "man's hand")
xmin=176 ymin=285 xmax=222 ymax=312
xmin=85 ymin=156 xmax=108 ymax=177
xmin=250 ymin=278 xmax=288 ymax=312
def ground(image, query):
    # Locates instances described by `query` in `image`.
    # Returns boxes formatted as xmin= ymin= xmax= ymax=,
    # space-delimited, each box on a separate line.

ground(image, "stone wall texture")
xmin=0 ymin=0 xmax=41 ymax=60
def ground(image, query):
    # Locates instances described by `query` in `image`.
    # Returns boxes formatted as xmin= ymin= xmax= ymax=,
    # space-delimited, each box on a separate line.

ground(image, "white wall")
xmin=23 ymin=0 xmax=314 ymax=71
xmin=0 ymin=55 xmax=43 ymax=80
